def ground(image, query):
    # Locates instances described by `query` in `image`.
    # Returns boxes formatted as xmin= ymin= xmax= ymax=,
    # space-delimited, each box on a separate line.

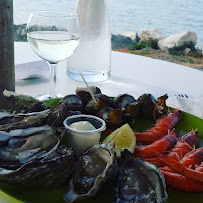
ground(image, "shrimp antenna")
xmin=80 ymin=72 xmax=97 ymax=103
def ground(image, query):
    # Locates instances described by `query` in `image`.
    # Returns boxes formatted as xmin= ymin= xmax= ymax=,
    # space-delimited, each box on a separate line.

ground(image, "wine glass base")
xmin=36 ymin=94 xmax=64 ymax=101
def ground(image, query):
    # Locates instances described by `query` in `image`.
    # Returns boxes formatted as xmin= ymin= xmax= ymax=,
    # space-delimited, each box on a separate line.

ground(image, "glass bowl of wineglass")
xmin=26 ymin=11 xmax=80 ymax=100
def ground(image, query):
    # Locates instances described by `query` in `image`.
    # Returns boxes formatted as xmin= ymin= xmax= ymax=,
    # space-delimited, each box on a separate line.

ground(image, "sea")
xmin=14 ymin=0 xmax=203 ymax=48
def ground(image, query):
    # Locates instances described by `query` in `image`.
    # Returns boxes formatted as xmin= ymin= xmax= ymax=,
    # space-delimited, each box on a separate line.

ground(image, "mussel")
xmin=113 ymin=94 xmax=135 ymax=110
xmin=49 ymin=101 xmax=81 ymax=127
xmin=114 ymin=150 xmax=168 ymax=203
xmin=113 ymin=94 xmax=141 ymax=120
xmin=137 ymin=93 xmax=169 ymax=120
xmin=98 ymin=107 xmax=122 ymax=129
xmin=85 ymin=94 xmax=113 ymax=115
xmin=76 ymin=86 xmax=101 ymax=104
xmin=64 ymin=142 xmax=116 ymax=203
xmin=59 ymin=94 xmax=84 ymax=112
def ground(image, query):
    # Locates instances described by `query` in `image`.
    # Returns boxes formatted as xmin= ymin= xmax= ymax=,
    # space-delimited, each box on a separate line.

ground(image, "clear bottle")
xmin=66 ymin=0 xmax=111 ymax=82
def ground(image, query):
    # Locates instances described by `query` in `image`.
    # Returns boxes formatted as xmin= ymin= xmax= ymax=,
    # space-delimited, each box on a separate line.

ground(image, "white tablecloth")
xmin=0 ymin=42 xmax=202 ymax=203
xmin=15 ymin=42 xmax=203 ymax=99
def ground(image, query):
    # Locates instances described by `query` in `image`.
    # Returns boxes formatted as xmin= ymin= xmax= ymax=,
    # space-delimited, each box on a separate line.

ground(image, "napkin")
xmin=15 ymin=60 xmax=49 ymax=80
xmin=166 ymin=96 xmax=203 ymax=119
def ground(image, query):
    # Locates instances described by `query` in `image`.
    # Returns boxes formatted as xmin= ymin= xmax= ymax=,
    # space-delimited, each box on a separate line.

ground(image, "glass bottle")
xmin=66 ymin=0 xmax=111 ymax=82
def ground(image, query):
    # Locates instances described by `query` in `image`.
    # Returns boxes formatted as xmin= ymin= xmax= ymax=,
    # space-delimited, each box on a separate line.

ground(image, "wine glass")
xmin=26 ymin=11 xmax=80 ymax=100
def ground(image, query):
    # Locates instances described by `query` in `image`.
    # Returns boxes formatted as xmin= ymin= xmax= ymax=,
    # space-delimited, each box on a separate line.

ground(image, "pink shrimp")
xmin=135 ymin=109 xmax=182 ymax=144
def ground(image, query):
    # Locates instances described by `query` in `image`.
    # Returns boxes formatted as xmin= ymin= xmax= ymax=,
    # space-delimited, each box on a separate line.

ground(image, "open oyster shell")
xmin=0 ymin=109 xmax=51 ymax=131
xmin=3 ymin=90 xmax=50 ymax=113
xmin=0 ymin=126 xmax=75 ymax=187
xmin=0 ymin=145 xmax=74 ymax=187
xmin=0 ymin=125 xmax=60 ymax=169
xmin=114 ymin=150 xmax=168 ymax=203
xmin=64 ymin=142 xmax=116 ymax=203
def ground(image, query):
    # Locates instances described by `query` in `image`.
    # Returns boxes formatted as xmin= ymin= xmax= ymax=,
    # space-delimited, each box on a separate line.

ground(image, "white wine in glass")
xmin=27 ymin=11 xmax=80 ymax=100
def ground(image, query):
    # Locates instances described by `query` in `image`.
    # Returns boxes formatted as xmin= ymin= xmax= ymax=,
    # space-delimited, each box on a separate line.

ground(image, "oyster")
xmin=0 ymin=109 xmax=51 ymax=131
xmin=0 ymin=145 xmax=74 ymax=187
xmin=0 ymin=125 xmax=60 ymax=169
xmin=114 ymin=150 xmax=168 ymax=203
xmin=3 ymin=90 xmax=50 ymax=113
xmin=64 ymin=142 xmax=116 ymax=203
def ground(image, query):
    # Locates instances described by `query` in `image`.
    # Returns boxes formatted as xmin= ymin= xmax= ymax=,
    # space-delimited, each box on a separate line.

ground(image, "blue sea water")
xmin=14 ymin=0 xmax=203 ymax=48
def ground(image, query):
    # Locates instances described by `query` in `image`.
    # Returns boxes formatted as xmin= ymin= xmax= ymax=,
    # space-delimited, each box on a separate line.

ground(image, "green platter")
xmin=0 ymin=99 xmax=203 ymax=203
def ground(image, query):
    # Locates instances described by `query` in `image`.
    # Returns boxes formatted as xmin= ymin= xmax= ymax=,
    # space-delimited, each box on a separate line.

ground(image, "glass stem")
xmin=49 ymin=62 xmax=58 ymax=98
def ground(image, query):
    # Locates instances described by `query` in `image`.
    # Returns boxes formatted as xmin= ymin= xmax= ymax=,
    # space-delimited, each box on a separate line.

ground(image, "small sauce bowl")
xmin=63 ymin=114 xmax=106 ymax=153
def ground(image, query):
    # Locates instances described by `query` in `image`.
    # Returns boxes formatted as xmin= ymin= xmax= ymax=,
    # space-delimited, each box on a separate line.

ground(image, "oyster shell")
xmin=114 ymin=150 xmax=168 ymax=203
xmin=3 ymin=90 xmax=50 ymax=113
xmin=0 ymin=109 xmax=51 ymax=131
xmin=0 ymin=125 xmax=60 ymax=169
xmin=64 ymin=142 xmax=116 ymax=203
xmin=0 ymin=145 xmax=74 ymax=187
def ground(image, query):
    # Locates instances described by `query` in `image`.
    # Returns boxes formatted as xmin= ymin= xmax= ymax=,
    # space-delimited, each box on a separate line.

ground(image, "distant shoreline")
xmin=14 ymin=24 xmax=202 ymax=71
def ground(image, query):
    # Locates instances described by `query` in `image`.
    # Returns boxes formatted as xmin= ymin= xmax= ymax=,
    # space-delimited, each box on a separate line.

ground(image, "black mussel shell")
xmin=137 ymin=93 xmax=157 ymax=120
xmin=98 ymin=107 xmax=122 ymax=129
xmin=85 ymin=94 xmax=113 ymax=115
xmin=49 ymin=101 xmax=81 ymax=127
xmin=0 ymin=145 xmax=74 ymax=187
xmin=123 ymin=101 xmax=141 ymax=120
xmin=113 ymin=94 xmax=135 ymax=110
xmin=138 ymin=94 xmax=169 ymax=120
xmin=114 ymin=150 xmax=168 ymax=203
xmin=59 ymin=95 xmax=84 ymax=112
xmin=76 ymin=86 xmax=101 ymax=104
xmin=3 ymin=90 xmax=50 ymax=113
xmin=0 ymin=110 xmax=51 ymax=132
xmin=156 ymin=94 xmax=169 ymax=115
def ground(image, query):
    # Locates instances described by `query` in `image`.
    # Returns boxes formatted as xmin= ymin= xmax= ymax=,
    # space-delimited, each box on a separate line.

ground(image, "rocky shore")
xmin=14 ymin=24 xmax=203 ymax=71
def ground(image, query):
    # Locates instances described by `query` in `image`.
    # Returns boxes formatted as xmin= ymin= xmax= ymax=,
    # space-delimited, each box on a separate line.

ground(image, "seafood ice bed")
xmin=0 ymin=87 xmax=202 ymax=203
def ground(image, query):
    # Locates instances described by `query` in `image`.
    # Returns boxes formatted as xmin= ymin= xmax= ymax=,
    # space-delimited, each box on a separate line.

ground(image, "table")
xmin=15 ymin=42 xmax=203 ymax=100
xmin=1 ymin=42 xmax=203 ymax=202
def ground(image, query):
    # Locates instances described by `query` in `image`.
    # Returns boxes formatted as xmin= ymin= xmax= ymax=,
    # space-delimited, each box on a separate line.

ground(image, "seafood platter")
xmin=0 ymin=87 xmax=202 ymax=203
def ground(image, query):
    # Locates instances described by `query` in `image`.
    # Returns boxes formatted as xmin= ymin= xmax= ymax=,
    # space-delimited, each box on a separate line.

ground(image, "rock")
xmin=123 ymin=32 xmax=140 ymax=42
xmin=111 ymin=34 xmax=133 ymax=49
xmin=13 ymin=24 xmax=27 ymax=42
xmin=184 ymin=48 xmax=191 ymax=54
xmin=158 ymin=31 xmax=197 ymax=51
xmin=140 ymin=28 xmax=165 ymax=42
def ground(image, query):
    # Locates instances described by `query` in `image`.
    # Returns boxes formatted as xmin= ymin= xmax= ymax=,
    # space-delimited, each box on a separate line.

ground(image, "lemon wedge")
xmin=103 ymin=123 xmax=136 ymax=157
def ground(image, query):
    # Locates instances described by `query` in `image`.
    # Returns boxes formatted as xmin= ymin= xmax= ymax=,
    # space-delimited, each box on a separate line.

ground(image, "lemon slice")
xmin=103 ymin=123 xmax=136 ymax=157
